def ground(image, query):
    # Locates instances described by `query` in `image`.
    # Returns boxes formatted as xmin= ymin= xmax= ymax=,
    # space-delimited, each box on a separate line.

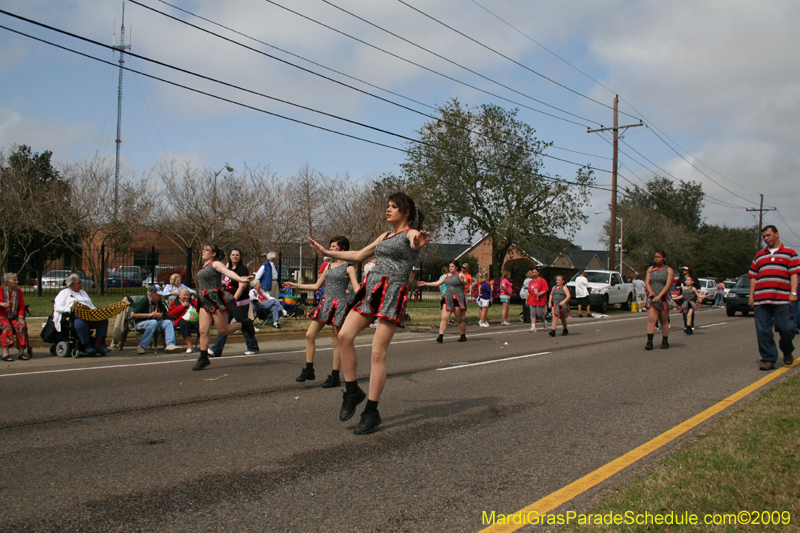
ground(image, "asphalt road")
xmin=0 ymin=307 xmax=794 ymax=532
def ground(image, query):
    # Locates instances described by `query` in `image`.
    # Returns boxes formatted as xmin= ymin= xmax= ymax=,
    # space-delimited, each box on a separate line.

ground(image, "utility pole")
xmin=112 ymin=0 xmax=130 ymax=222
xmin=588 ymin=96 xmax=643 ymax=271
xmin=746 ymin=194 xmax=776 ymax=250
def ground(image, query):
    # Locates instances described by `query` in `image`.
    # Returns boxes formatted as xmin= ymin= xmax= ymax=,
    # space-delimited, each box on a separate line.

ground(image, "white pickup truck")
xmin=566 ymin=270 xmax=634 ymax=313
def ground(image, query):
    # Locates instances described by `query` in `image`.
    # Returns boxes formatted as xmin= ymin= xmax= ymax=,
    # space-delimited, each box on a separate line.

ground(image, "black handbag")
xmin=41 ymin=315 xmax=59 ymax=344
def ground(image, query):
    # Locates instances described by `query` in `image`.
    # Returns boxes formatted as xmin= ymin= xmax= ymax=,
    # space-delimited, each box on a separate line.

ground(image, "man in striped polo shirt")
xmin=749 ymin=225 xmax=799 ymax=371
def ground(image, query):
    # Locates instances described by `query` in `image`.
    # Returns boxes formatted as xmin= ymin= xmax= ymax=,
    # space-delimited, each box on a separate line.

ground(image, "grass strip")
xmin=561 ymin=372 xmax=800 ymax=533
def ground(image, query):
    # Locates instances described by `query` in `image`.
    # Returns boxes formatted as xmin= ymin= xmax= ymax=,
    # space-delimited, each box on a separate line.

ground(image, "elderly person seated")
xmin=250 ymin=280 xmax=287 ymax=328
xmin=129 ymin=285 xmax=180 ymax=354
xmin=167 ymin=288 xmax=200 ymax=354
xmin=53 ymin=273 xmax=110 ymax=355
xmin=161 ymin=273 xmax=196 ymax=299
xmin=0 ymin=272 xmax=29 ymax=361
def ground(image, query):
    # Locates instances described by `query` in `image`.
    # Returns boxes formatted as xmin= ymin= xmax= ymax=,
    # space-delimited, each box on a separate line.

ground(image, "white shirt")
xmin=53 ymin=288 xmax=96 ymax=332
xmin=575 ymin=275 xmax=590 ymax=298
xmin=254 ymin=261 xmax=278 ymax=282
xmin=250 ymin=288 xmax=275 ymax=303
xmin=161 ymin=283 xmax=197 ymax=296
xmin=633 ymin=279 xmax=646 ymax=295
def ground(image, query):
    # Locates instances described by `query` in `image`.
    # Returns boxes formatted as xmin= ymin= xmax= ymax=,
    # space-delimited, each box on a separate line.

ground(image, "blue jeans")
xmin=211 ymin=304 xmax=259 ymax=354
xmin=753 ymin=304 xmax=795 ymax=364
xmin=714 ymin=292 xmax=724 ymax=307
xmin=73 ymin=318 xmax=108 ymax=346
xmin=792 ymin=300 xmax=800 ymax=334
xmin=256 ymin=299 xmax=283 ymax=323
xmin=137 ymin=319 xmax=177 ymax=348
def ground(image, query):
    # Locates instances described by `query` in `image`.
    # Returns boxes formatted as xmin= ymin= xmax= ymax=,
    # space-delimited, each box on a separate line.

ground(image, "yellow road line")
xmin=478 ymin=364 xmax=794 ymax=533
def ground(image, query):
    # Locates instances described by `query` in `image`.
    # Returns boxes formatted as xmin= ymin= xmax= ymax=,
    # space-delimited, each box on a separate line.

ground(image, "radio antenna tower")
xmin=112 ymin=0 xmax=130 ymax=222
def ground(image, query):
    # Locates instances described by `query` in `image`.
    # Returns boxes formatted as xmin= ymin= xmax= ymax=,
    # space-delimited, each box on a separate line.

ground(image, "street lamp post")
xmin=596 ymin=211 xmax=623 ymax=274
xmin=212 ymin=164 xmax=234 ymax=239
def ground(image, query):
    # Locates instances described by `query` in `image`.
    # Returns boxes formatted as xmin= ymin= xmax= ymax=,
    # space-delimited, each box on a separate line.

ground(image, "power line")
xmin=260 ymin=0 xmax=594 ymax=128
xmin=320 ymin=0 xmax=602 ymax=126
xmin=0 ymin=17 xmax=611 ymax=197
xmin=394 ymin=0 xmax=641 ymax=122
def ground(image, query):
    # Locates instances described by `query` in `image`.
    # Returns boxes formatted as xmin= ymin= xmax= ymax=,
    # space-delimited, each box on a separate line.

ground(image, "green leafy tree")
xmin=401 ymin=99 xmax=594 ymax=269
xmin=693 ymin=224 xmax=758 ymax=278
xmin=624 ymin=177 xmax=705 ymax=231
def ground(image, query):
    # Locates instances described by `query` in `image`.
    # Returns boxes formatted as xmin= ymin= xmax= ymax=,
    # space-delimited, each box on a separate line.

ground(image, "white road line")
xmin=0 ymin=313 xmax=655 ymax=378
xmin=699 ymin=322 xmax=728 ymax=328
xmin=437 ymin=351 xmax=551 ymax=370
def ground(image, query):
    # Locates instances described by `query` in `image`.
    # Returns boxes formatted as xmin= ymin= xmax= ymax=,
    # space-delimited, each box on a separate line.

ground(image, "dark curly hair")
xmin=388 ymin=192 xmax=425 ymax=230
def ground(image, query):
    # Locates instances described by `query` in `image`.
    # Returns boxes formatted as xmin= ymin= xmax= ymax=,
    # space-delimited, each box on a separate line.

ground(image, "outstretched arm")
xmin=419 ymin=275 xmax=448 ymax=288
xmin=283 ymin=269 xmax=326 ymax=291
xmin=214 ymin=261 xmax=254 ymax=284
xmin=308 ymin=234 xmax=382 ymax=263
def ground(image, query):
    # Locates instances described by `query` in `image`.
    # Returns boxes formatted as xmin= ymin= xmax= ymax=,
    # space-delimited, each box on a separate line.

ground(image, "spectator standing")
xmin=519 ymin=270 xmax=533 ymax=323
xmin=255 ymin=252 xmax=279 ymax=292
xmin=461 ymin=263 xmax=473 ymax=300
xmin=748 ymin=225 xmax=798 ymax=371
xmin=644 ymin=250 xmax=675 ymax=350
xmin=499 ymin=270 xmax=513 ymax=325
xmin=0 ymin=273 xmax=28 ymax=361
xmin=548 ymin=275 xmax=571 ymax=336
xmin=714 ymin=279 xmax=725 ymax=308
xmin=632 ymin=275 xmax=647 ymax=312
xmin=526 ymin=268 xmax=549 ymax=332
xmin=283 ymin=236 xmax=359 ymax=388
xmin=129 ymin=285 xmax=181 ymax=354
xmin=167 ymin=288 xmax=199 ymax=353
xmin=209 ymin=248 xmax=259 ymax=357
xmin=574 ymin=270 xmax=591 ymax=317
xmin=476 ymin=270 xmax=493 ymax=327
xmin=419 ymin=260 xmax=468 ymax=343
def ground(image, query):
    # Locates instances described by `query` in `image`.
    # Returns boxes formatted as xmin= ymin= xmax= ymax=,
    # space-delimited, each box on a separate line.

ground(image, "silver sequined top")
xmin=649 ymin=266 xmax=670 ymax=296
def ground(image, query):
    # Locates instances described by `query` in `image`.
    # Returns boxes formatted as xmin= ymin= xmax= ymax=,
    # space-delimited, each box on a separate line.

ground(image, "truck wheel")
xmin=726 ymin=305 xmax=735 ymax=317
xmin=600 ymin=295 xmax=608 ymax=314
xmin=622 ymin=293 xmax=632 ymax=311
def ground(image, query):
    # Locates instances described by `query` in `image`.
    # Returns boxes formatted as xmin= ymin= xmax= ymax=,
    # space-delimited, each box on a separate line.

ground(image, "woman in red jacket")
xmin=168 ymin=288 xmax=200 ymax=354
xmin=0 ymin=272 xmax=28 ymax=361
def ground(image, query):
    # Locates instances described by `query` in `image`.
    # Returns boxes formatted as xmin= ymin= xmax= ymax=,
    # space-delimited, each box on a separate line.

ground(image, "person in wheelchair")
xmin=0 ymin=272 xmax=29 ymax=361
xmin=53 ymin=274 xmax=110 ymax=355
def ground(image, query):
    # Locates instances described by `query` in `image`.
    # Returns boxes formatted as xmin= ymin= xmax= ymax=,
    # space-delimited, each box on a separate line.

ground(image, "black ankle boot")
xmin=458 ymin=334 xmax=467 ymax=342
xmin=645 ymin=333 xmax=654 ymax=350
xmin=436 ymin=334 xmax=444 ymax=343
xmin=661 ymin=337 xmax=670 ymax=349
xmin=192 ymin=352 xmax=210 ymax=371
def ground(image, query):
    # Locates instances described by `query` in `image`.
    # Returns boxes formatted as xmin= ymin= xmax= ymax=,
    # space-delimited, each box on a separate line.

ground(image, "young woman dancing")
xmin=308 ymin=192 xmax=431 ymax=435
xmin=645 ymin=250 xmax=675 ymax=350
xmin=548 ymin=275 xmax=571 ymax=336
xmin=192 ymin=244 xmax=254 ymax=371
xmin=283 ymin=236 xmax=360 ymax=388
xmin=209 ymin=247 xmax=260 ymax=357
xmin=419 ymin=260 xmax=468 ymax=343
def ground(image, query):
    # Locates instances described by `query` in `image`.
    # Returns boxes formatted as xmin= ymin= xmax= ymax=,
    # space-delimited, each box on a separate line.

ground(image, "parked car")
xmin=566 ymin=270 xmax=634 ymax=313
xmin=142 ymin=265 xmax=182 ymax=286
xmin=39 ymin=269 xmax=95 ymax=289
xmin=696 ymin=278 xmax=718 ymax=302
xmin=725 ymin=275 xmax=751 ymax=316
xmin=107 ymin=266 xmax=147 ymax=288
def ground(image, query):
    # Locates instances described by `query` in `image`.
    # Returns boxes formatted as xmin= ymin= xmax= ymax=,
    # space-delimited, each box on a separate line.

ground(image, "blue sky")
xmin=2 ymin=0 xmax=799 ymax=250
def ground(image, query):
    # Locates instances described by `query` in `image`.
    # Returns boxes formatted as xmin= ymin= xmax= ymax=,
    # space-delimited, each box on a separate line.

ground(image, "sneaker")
xmin=354 ymin=410 xmax=382 ymax=435
xmin=296 ymin=367 xmax=316 ymax=382
xmin=339 ymin=387 xmax=366 ymax=421
xmin=759 ymin=361 xmax=775 ymax=371
xmin=244 ymin=350 xmax=258 ymax=355
xmin=529 ymin=327 xmax=536 ymax=332
xmin=164 ymin=344 xmax=180 ymax=353
xmin=136 ymin=346 xmax=146 ymax=355
xmin=98 ymin=346 xmax=111 ymax=355
xmin=501 ymin=321 xmax=511 ymax=326
xmin=479 ymin=322 xmax=489 ymax=327
xmin=322 ymin=373 xmax=341 ymax=388
xmin=192 ymin=353 xmax=210 ymax=371
xmin=369 ymin=322 xmax=377 ymax=328
xmin=207 ymin=348 xmax=215 ymax=357
xmin=272 ymin=322 xmax=282 ymax=329
xmin=784 ymin=352 xmax=794 ymax=366
xmin=185 ymin=348 xmax=194 ymax=354
xmin=281 ymin=309 xmax=288 ymax=317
